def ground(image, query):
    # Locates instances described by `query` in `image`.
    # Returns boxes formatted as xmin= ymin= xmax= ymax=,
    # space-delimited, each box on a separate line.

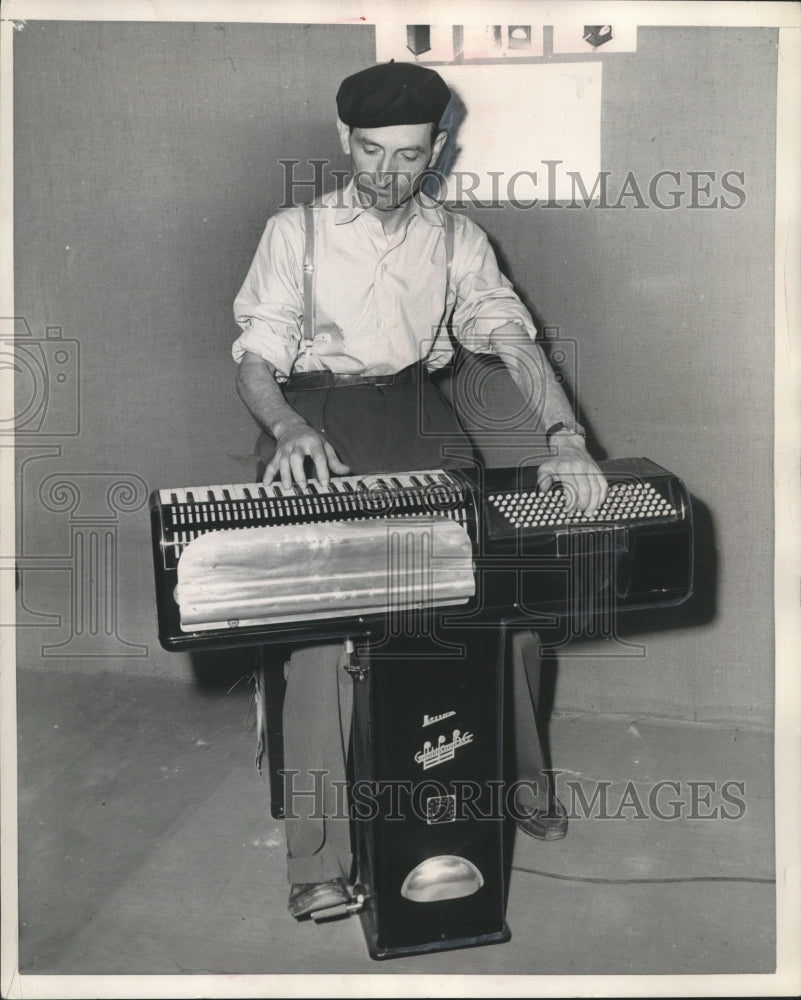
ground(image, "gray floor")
xmin=14 ymin=666 xmax=775 ymax=979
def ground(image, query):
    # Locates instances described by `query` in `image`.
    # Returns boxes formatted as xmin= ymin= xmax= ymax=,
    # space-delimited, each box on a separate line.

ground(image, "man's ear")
xmin=429 ymin=129 xmax=448 ymax=166
xmin=337 ymin=118 xmax=351 ymax=155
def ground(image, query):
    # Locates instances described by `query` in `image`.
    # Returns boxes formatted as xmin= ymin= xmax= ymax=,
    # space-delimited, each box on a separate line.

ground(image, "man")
xmin=233 ymin=62 xmax=607 ymax=919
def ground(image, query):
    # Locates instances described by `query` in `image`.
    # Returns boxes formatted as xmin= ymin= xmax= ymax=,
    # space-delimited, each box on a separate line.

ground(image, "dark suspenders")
xmin=301 ymin=201 xmax=455 ymax=347
xmin=302 ymin=202 xmax=316 ymax=345
xmin=443 ymin=204 xmax=455 ymax=301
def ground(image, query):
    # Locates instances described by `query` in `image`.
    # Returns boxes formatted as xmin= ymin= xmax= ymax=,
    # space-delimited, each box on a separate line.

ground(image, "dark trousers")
xmin=255 ymin=366 xmax=475 ymax=478
xmin=258 ymin=371 xmax=552 ymax=884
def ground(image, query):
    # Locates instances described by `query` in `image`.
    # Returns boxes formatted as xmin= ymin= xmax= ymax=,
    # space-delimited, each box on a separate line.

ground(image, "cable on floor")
xmin=511 ymin=865 xmax=775 ymax=885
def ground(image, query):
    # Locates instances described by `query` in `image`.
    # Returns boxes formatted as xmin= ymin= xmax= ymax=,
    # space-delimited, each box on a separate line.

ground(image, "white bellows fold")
xmin=175 ymin=517 xmax=475 ymax=629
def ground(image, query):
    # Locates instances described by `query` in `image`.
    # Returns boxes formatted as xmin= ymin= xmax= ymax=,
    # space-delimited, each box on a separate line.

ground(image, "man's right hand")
xmin=235 ymin=353 xmax=351 ymax=489
xmin=263 ymin=420 xmax=350 ymax=489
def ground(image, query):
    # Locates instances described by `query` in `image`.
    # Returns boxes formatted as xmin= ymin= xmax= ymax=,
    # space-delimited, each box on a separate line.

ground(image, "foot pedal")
xmin=310 ymin=884 xmax=369 ymax=922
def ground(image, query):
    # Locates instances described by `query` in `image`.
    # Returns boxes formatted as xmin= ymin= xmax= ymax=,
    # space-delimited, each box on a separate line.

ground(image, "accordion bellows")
xmin=174 ymin=516 xmax=476 ymax=630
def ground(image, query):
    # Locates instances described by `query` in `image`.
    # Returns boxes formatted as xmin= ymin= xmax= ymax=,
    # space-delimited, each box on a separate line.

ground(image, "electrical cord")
xmin=512 ymin=865 xmax=775 ymax=885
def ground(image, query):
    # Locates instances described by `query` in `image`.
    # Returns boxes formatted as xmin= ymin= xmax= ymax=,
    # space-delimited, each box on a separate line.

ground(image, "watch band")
xmin=546 ymin=420 xmax=586 ymax=441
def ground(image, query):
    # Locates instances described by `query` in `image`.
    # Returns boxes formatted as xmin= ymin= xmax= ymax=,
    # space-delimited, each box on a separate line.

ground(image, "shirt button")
xmin=381 ymin=264 xmax=387 ymax=272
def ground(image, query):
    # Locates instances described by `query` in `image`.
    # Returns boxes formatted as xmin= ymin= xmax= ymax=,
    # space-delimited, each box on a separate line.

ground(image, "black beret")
xmin=336 ymin=61 xmax=451 ymax=129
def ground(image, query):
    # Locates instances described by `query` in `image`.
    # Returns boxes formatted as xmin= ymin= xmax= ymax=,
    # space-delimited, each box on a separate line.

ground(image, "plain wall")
xmin=12 ymin=22 xmax=776 ymax=725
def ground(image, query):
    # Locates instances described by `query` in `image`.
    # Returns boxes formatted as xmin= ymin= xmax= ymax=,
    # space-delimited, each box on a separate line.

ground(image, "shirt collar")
xmin=330 ymin=179 xmax=445 ymax=228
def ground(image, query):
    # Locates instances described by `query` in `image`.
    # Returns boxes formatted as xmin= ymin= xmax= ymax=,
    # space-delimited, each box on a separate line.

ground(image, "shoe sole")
xmin=289 ymin=889 xmax=350 ymax=920
xmin=516 ymin=819 xmax=568 ymax=841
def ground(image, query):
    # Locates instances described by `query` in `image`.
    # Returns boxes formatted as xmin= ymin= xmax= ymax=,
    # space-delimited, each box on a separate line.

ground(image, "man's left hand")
xmin=537 ymin=433 xmax=608 ymax=516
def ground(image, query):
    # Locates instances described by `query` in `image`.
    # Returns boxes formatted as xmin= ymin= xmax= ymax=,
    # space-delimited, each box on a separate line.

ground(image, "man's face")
xmin=338 ymin=121 xmax=446 ymax=212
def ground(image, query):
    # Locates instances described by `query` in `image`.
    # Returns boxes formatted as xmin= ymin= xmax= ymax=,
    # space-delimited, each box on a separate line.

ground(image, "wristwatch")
xmin=546 ymin=420 xmax=586 ymax=443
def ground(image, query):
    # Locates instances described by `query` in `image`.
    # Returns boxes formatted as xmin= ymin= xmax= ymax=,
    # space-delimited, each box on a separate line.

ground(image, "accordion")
xmin=149 ymin=457 xmax=693 ymax=651
xmin=149 ymin=457 xmax=693 ymax=959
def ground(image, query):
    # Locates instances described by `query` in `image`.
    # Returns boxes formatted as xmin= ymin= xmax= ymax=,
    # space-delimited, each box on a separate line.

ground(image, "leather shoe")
xmin=288 ymin=879 xmax=349 ymax=920
xmin=516 ymin=796 xmax=568 ymax=841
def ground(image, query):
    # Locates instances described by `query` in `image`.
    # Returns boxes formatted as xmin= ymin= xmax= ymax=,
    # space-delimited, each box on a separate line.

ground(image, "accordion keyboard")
xmin=155 ymin=470 xmax=471 ymax=569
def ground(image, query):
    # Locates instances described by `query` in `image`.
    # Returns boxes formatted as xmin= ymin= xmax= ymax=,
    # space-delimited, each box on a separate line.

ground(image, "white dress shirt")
xmin=233 ymin=182 xmax=538 ymax=380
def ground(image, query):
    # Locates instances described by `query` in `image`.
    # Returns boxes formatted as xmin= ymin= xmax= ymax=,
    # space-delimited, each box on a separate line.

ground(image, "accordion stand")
xmin=256 ymin=623 xmax=511 ymax=959
xmin=348 ymin=623 xmax=510 ymax=958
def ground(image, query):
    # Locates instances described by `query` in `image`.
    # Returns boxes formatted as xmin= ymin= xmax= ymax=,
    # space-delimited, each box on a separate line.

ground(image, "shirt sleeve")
xmin=232 ymin=208 xmax=306 ymax=377
xmin=449 ymin=214 xmax=539 ymax=353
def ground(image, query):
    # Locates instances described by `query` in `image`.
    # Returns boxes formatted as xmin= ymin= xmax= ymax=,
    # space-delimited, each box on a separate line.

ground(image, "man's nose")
xmin=375 ymin=157 xmax=392 ymax=181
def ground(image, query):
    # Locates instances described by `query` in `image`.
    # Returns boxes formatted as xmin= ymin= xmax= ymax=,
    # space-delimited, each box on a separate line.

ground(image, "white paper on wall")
xmin=434 ymin=62 xmax=602 ymax=203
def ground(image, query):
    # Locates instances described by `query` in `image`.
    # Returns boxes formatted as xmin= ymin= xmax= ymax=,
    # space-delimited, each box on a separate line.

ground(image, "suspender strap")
xmin=443 ymin=208 xmax=455 ymax=293
xmin=302 ymin=203 xmax=316 ymax=344
xmin=439 ymin=208 xmax=456 ymax=336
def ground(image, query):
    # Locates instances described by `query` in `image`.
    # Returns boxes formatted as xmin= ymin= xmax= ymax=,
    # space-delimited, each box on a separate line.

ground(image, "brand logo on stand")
xmin=422 ymin=709 xmax=455 ymax=728
xmin=414 ymin=729 xmax=474 ymax=770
